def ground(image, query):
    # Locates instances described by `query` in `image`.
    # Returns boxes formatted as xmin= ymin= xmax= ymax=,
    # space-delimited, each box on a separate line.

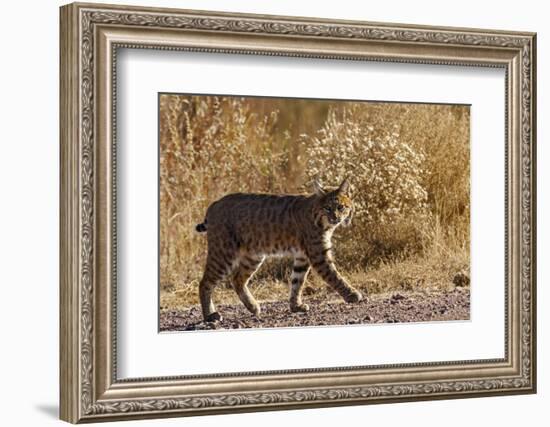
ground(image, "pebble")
xmin=453 ymin=272 xmax=470 ymax=287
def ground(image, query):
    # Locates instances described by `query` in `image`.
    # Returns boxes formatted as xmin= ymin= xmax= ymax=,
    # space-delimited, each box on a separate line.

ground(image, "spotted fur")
xmin=196 ymin=178 xmax=363 ymax=322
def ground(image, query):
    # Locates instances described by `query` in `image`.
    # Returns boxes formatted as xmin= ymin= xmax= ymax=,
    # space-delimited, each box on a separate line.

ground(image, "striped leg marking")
xmin=308 ymin=251 xmax=363 ymax=304
xmin=289 ymin=255 xmax=311 ymax=313
xmin=199 ymin=247 xmax=240 ymax=322
xmin=232 ymin=255 xmax=264 ymax=316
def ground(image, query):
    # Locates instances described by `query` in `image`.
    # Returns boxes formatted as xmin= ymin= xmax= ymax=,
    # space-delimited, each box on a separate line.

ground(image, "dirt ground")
xmin=160 ymin=287 xmax=470 ymax=332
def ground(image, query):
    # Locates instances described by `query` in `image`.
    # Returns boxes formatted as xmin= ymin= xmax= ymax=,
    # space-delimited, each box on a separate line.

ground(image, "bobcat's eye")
xmin=336 ymin=204 xmax=345 ymax=211
xmin=323 ymin=206 xmax=332 ymax=213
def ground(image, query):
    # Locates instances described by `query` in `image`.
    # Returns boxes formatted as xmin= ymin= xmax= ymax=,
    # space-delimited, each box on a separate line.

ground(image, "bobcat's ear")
xmin=337 ymin=177 xmax=350 ymax=195
xmin=313 ymin=179 xmax=326 ymax=196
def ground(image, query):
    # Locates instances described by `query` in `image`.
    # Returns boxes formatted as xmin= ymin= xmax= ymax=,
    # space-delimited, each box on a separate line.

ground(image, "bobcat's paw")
xmin=205 ymin=312 xmax=223 ymax=323
xmin=248 ymin=303 xmax=261 ymax=317
xmin=290 ymin=303 xmax=310 ymax=313
xmin=344 ymin=289 xmax=363 ymax=304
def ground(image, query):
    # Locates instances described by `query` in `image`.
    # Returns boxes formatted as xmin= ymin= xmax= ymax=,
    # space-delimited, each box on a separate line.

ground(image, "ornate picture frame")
xmin=60 ymin=2 xmax=536 ymax=423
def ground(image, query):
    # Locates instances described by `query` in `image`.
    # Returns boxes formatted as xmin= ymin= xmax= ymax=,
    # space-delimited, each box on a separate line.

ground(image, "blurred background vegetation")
xmin=159 ymin=94 xmax=470 ymax=310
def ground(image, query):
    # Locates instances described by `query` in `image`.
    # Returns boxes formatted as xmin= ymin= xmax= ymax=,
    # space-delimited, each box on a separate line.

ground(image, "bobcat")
xmin=195 ymin=178 xmax=363 ymax=322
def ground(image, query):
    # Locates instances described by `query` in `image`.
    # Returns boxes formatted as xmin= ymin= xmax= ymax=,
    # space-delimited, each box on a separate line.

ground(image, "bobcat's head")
xmin=312 ymin=178 xmax=354 ymax=229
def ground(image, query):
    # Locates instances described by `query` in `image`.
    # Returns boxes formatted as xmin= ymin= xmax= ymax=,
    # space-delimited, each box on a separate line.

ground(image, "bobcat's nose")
xmin=329 ymin=216 xmax=340 ymax=225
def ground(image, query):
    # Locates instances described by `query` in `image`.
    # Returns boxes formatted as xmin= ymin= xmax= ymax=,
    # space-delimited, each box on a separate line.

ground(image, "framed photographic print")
xmin=59 ymin=2 xmax=537 ymax=423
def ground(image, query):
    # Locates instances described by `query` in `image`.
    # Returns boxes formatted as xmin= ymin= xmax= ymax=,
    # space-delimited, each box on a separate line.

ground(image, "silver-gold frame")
xmin=60 ymin=2 xmax=537 ymax=423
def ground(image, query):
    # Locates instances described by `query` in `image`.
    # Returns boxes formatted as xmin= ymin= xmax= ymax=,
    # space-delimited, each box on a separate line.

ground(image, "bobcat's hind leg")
xmin=199 ymin=251 xmax=235 ymax=322
xmin=232 ymin=255 xmax=264 ymax=317
xmin=289 ymin=254 xmax=311 ymax=313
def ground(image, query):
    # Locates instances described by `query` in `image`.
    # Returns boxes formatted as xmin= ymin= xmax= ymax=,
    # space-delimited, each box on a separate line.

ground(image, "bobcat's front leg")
xmin=308 ymin=249 xmax=363 ymax=303
xmin=289 ymin=254 xmax=311 ymax=313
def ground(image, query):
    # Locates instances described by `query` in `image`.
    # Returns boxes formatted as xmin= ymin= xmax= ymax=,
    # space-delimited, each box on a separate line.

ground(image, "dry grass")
xmin=159 ymin=94 xmax=470 ymax=312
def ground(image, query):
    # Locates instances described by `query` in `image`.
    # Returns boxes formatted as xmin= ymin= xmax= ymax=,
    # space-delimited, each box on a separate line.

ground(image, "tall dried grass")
xmin=159 ymin=94 xmax=469 ymax=309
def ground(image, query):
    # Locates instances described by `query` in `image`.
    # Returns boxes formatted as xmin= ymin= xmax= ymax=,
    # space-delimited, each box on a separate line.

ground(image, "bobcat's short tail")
xmin=195 ymin=220 xmax=207 ymax=233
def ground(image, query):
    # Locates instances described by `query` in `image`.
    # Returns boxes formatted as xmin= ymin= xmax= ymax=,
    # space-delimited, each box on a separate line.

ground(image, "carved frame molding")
xmin=60 ymin=2 xmax=536 ymax=423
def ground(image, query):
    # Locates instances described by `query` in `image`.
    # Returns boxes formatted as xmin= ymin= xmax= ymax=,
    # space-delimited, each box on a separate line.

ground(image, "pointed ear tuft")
xmin=338 ymin=177 xmax=350 ymax=194
xmin=312 ymin=179 xmax=326 ymax=196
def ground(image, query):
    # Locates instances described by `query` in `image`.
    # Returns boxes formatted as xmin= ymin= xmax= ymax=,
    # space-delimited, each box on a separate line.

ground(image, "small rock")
xmin=453 ymin=272 xmax=470 ymax=287
xmin=390 ymin=293 xmax=406 ymax=304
